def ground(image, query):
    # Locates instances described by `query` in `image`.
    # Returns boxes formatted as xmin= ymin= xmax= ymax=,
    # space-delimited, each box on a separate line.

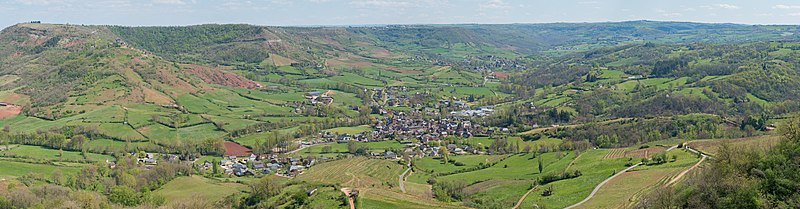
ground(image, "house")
xmin=318 ymin=95 xmax=334 ymax=105
xmin=138 ymin=153 xmax=157 ymax=165
xmin=221 ymin=159 xmax=234 ymax=166
xmin=384 ymin=151 xmax=397 ymax=159
xmin=289 ymin=165 xmax=305 ymax=172
xmin=199 ymin=160 xmax=213 ymax=170
xmin=305 ymin=92 xmax=322 ymax=99
xmin=542 ymin=189 xmax=552 ymax=196
xmin=253 ymin=161 xmax=265 ymax=170
xmin=249 ymin=154 xmax=257 ymax=162
xmin=266 ymin=163 xmax=281 ymax=170
xmin=336 ymin=134 xmax=352 ymax=143
xmin=628 ymin=75 xmax=644 ymax=80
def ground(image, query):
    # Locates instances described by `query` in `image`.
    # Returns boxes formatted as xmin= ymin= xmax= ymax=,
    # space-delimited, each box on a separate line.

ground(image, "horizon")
xmin=8 ymin=19 xmax=800 ymax=28
xmin=3 ymin=0 xmax=800 ymax=28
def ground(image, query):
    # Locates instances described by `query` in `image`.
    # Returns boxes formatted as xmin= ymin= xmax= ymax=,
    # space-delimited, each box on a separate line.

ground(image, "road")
xmin=564 ymin=144 xmax=700 ymax=209
xmin=664 ymin=154 xmax=707 ymax=188
xmin=398 ymin=161 xmax=412 ymax=193
xmin=511 ymin=185 xmax=537 ymax=209
xmin=563 ymin=162 xmax=643 ymax=209
xmin=286 ymin=144 xmax=311 ymax=155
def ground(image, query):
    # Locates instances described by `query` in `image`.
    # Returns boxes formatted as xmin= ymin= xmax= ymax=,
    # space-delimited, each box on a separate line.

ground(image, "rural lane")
xmin=664 ymin=154 xmax=707 ymax=188
xmin=511 ymin=185 xmax=537 ymax=209
xmin=564 ymin=144 xmax=698 ymax=209
xmin=340 ymin=188 xmax=356 ymax=209
xmin=564 ymin=162 xmax=642 ymax=209
xmin=399 ymin=161 xmax=412 ymax=193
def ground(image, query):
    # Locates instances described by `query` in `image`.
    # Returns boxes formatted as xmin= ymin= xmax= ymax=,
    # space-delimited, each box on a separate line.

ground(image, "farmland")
xmin=1 ymin=20 xmax=799 ymax=209
xmin=687 ymin=135 xmax=782 ymax=156
xmin=156 ymin=175 xmax=248 ymax=203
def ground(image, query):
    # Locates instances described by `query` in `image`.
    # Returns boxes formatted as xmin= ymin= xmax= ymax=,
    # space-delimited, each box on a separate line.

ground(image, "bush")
xmin=109 ymin=186 xmax=141 ymax=206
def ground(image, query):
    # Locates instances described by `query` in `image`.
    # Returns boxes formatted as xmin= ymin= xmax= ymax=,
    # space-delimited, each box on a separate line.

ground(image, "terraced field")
xmin=297 ymin=157 xmax=464 ymax=209
xmin=573 ymin=149 xmax=703 ymax=209
xmin=688 ymin=135 xmax=781 ymax=156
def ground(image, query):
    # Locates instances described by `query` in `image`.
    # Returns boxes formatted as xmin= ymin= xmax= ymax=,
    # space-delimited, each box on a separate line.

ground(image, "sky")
xmin=2 ymin=0 xmax=800 ymax=28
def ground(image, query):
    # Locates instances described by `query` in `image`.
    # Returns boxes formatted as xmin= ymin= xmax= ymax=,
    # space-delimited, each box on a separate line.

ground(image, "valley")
xmin=0 ymin=20 xmax=798 ymax=208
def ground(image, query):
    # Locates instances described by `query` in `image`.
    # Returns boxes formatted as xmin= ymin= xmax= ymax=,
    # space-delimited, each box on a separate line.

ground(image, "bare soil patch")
xmin=184 ymin=64 xmax=262 ymax=89
xmin=491 ymin=72 xmax=510 ymax=79
xmin=0 ymin=105 xmax=22 ymax=119
xmin=224 ymin=141 xmax=252 ymax=157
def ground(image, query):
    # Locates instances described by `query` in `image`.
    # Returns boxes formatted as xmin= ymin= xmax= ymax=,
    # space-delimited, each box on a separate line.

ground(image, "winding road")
xmin=564 ymin=144 xmax=699 ymax=209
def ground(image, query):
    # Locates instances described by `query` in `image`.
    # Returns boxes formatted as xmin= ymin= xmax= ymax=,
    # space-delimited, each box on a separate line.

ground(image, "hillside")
xmin=0 ymin=21 xmax=799 ymax=209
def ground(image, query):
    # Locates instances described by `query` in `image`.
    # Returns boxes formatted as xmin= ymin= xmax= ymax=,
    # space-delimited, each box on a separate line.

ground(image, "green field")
xmin=574 ymin=149 xmax=703 ymax=209
xmin=323 ymin=125 xmax=372 ymax=135
xmin=0 ymin=159 xmax=83 ymax=178
xmin=156 ymin=175 xmax=247 ymax=203
xmin=300 ymin=141 xmax=409 ymax=156
xmin=0 ymin=145 xmax=115 ymax=163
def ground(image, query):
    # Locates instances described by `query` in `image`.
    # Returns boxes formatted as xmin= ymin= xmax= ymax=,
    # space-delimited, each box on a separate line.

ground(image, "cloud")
xmin=89 ymin=0 xmax=132 ymax=8
xmin=350 ymin=0 xmax=412 ymax=8
xmin=699 ymin=4 xmax=739 ymax=10
xmin=789 ymin=13 xmax=800 ymax=16
xmin=152 ymin=0 xmax=186 ymax=5
xmin=714 ymin=4 xmax=739 ymax=9
xmin=14 ymin=0 xmax=70 ymax=5
xmin=480 ymin=0 xmax=508 ymax=10
xmin=774 ymin=5 xmax=800 ymax=9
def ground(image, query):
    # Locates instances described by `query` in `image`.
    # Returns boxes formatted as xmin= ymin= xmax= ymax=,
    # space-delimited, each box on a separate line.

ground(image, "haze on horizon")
xmin=2 ymin=0 xmax=800 ymax=28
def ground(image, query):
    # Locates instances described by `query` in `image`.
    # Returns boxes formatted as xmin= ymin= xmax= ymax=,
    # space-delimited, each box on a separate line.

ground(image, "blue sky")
xmin=2 ymin=0 xmax=800 ymax=27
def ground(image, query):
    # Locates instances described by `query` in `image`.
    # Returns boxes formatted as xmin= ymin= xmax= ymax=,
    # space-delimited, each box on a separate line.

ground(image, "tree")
xmin=109 ymin=186 xmax=141 ymax=206
xmin=214 ymin=121 xmax=225 ymax=131
xmin=538 ymin=157 xmax=543 ymax=173
xmin=212 ymin=160 xmax=220 ymax=176
xmin=347 ymin=140 xmax=358 ymax=154
xmin=439 ymin=146 xmax=450 ymax=163
xmin=248 ymin=176 xmax=283 ymax=204
xmin=321 ymin=146 xmax=332 ymax=154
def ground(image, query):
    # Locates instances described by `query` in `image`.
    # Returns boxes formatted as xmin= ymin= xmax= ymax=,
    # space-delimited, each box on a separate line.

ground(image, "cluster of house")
xmin=197 ymin=154 xmax=324 ymax=177
xmin=314 ymin=131 xmax=372 ymax=143
xmin=304 ymin=91 xmax=335 ymax=105
xmin=135 ymin=152 xmax=191 ymax=165
xmin=373 ymin=112 xmax=484 ymax=143
xmin=450 ymin=106 xmax=495 ymax=117
xmin=371 ymin=86 xmax=419 ymax=107
xmin=464 ymin=55 xmax=526 ymax=72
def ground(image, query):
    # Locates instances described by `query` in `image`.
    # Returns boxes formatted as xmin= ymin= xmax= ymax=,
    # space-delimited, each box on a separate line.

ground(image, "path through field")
xmin=664 ymin=154 xmax=706 ymax=188
xmin=564 ymin=162 xmax=643 ymax=209
xmin=511 ymin=185 xmax=537 ymax=209
xmin=564 ymin=152 xmax=584 ymax=172
xmin=399 ymin=161 xmax=411 ymax=193
xmin=566 ymin=144 xmax=682 ymax=208
xmin=340 ymin=188 xmax=356 ymax=209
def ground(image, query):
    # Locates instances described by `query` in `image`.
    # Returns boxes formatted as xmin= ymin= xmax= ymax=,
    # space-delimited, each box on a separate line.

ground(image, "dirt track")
xmin=511 ymin=185 xmax=538 ymax=209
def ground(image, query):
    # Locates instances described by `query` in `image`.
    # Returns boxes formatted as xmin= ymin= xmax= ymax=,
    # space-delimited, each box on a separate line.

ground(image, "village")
xmin=126 ymin=84 xmax=501 ymax=178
